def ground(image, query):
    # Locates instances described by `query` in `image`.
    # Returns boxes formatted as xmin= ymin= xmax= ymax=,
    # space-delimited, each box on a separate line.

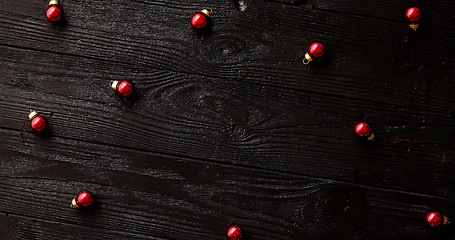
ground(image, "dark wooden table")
xmin=1 ymin=0 xmax=454 ymax=239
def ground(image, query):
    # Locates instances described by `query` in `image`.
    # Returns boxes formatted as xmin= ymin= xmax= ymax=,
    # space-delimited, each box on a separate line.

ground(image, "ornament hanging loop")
xmin=19 ymin=115 xmax=29 ymax=143
xmin=303 ymin=58 xmax=310 ymax=65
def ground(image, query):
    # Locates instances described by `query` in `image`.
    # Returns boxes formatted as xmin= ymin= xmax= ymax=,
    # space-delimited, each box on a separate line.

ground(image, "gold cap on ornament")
xmin=71 ymin=198 xmax=79 ymax=208
xmin=409 ymin=23 xmax=419 ymax=30
xmin=111 ymin=80 xmax=119 ymax=91
xmin=201 ymin=9 xmax=210 ymax=17
xmin=28 ymin=111 xmax=38 ymax=120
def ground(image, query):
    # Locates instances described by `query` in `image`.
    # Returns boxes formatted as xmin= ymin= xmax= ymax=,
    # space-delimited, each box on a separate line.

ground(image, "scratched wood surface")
xmin=0 ymin=0 xmax=454 ymax=239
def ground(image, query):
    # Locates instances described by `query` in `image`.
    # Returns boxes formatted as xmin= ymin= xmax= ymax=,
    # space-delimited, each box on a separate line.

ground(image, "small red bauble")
xmin=406 ymin=7 xmax=421 ymax=22
xmin=354 ymin=122 xmax=375 ymax=141
xmin=406 ymin=7 xmax=420 ymax=30
xmin=309 ymin=42 xmax=325 ymax=58
xmin=46 ymin=0 xmax=62 ymax=22
xmin=227 ymin=225 xmax=243 ymax=240
xmin=303 ymin=42 xmax=324 ymax=64
xmin=426 ymin=212 xmax=450 ymax=227
xmin=111 ymin=80 xmax=134 ymax=97
xmin=29 ymin=111 xmax=46 ymax=132
xmin=427 ymin=212 xmax=443 ymax=227
xmin=72 ymin=190 xmax=94 ymax=209
xmin=191 ymin=9 xmax=211 ymax=29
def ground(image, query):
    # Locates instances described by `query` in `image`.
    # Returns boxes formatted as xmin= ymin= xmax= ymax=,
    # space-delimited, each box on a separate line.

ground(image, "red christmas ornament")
xmin=46 ymin=0 xmax=62 ymax=22
xmin=191 ymin=9 xmax=211 ymax=29
xmin=427 ymin=212 xmax=450 ymax=227
xmin=227 ymin=225 xmax=243 ymax=240
xmin=406 ymin=7 xmax=421 ymax=30
xmin=354 ymin=122 xmax=375 ymax=141
xmin=111 ymin=80 xmax=134 ymax=97
xmin=72 ymin=190 xmax=94 ymax=209
xmin=303 ymin=42 xmax=324 ymax=64
xmin=29 ymin=111 xmax=46 ymax=132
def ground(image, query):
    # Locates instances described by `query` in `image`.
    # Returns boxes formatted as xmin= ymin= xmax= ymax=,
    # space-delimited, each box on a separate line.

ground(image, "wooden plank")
xmin=0 ymin=45 xmax=454 ymax=198
xmin=1 ymin=128 xmax=454 ymax=239
xmin=0 ymin=0 xmax=453 ymax=111
xmin=6 ymin=214 xmax=163 ymax=239
xmin=263 ymin=0 xmax=455 ymax=31
xmin=306 ymin=0 xmax=455 ymax=31
xmin=0 ymin=0 xmax=454 ymax=238
xmin=0 ymin=212 xmax=9 ymax=236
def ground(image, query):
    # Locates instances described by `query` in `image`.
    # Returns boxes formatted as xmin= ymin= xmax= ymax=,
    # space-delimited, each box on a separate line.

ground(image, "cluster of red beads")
xmin=46 ymin=0 xmax=62 ymax=22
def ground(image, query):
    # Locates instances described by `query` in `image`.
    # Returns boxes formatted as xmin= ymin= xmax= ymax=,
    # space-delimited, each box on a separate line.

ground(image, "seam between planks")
xmin=0 ymin=127 xmax=453 ymax=202
xmin=0 ymin=42 xmax=452 ymax=118
xmin=261 ymin=0 xmax=455 ymax=33
xmin=0 ymin=212 xmax=168 ymax=240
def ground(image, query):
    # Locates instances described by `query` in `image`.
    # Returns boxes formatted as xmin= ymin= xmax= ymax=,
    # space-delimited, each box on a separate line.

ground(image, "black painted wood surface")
xmin=0 ymin=0 xmax=454 ymax=239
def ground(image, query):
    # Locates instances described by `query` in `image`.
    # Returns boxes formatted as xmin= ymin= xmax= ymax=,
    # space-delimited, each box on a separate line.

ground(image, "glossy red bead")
xmin=76 ymin=190 xmax=93 ymax=208
xmin=46 ymin=5 xmax=61 ymax=22
xmin=308 ymin=42 xmax=324 ymax=58
xmin=117 ymin=80 xmax=134 ymax=97
xmin=227 ymin=225 xmax=242 ymax=240
xmin=354 ymin=122 xmax=371 ymax=137
xmin=30 ymin=115 xmax=46 ymax=132
xmin=427 ymin=212 xmax=444 ymax=227
xmin=191 ymin=13 xmax=208 ymax=29
xmin=406 ymin=7 xmax=421 ymax=22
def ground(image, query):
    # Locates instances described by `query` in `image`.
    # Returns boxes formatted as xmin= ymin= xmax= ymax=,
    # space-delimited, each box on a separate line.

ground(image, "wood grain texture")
xmin=0 ymin=41 xmax=453 ymax=198
xmin=307 ymin=0 xmax=455 ymax=30
xmin=0 ymin=0 xmax=454 ymax=239
xmin=1 ymin=129 xmax=455 ymax=239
